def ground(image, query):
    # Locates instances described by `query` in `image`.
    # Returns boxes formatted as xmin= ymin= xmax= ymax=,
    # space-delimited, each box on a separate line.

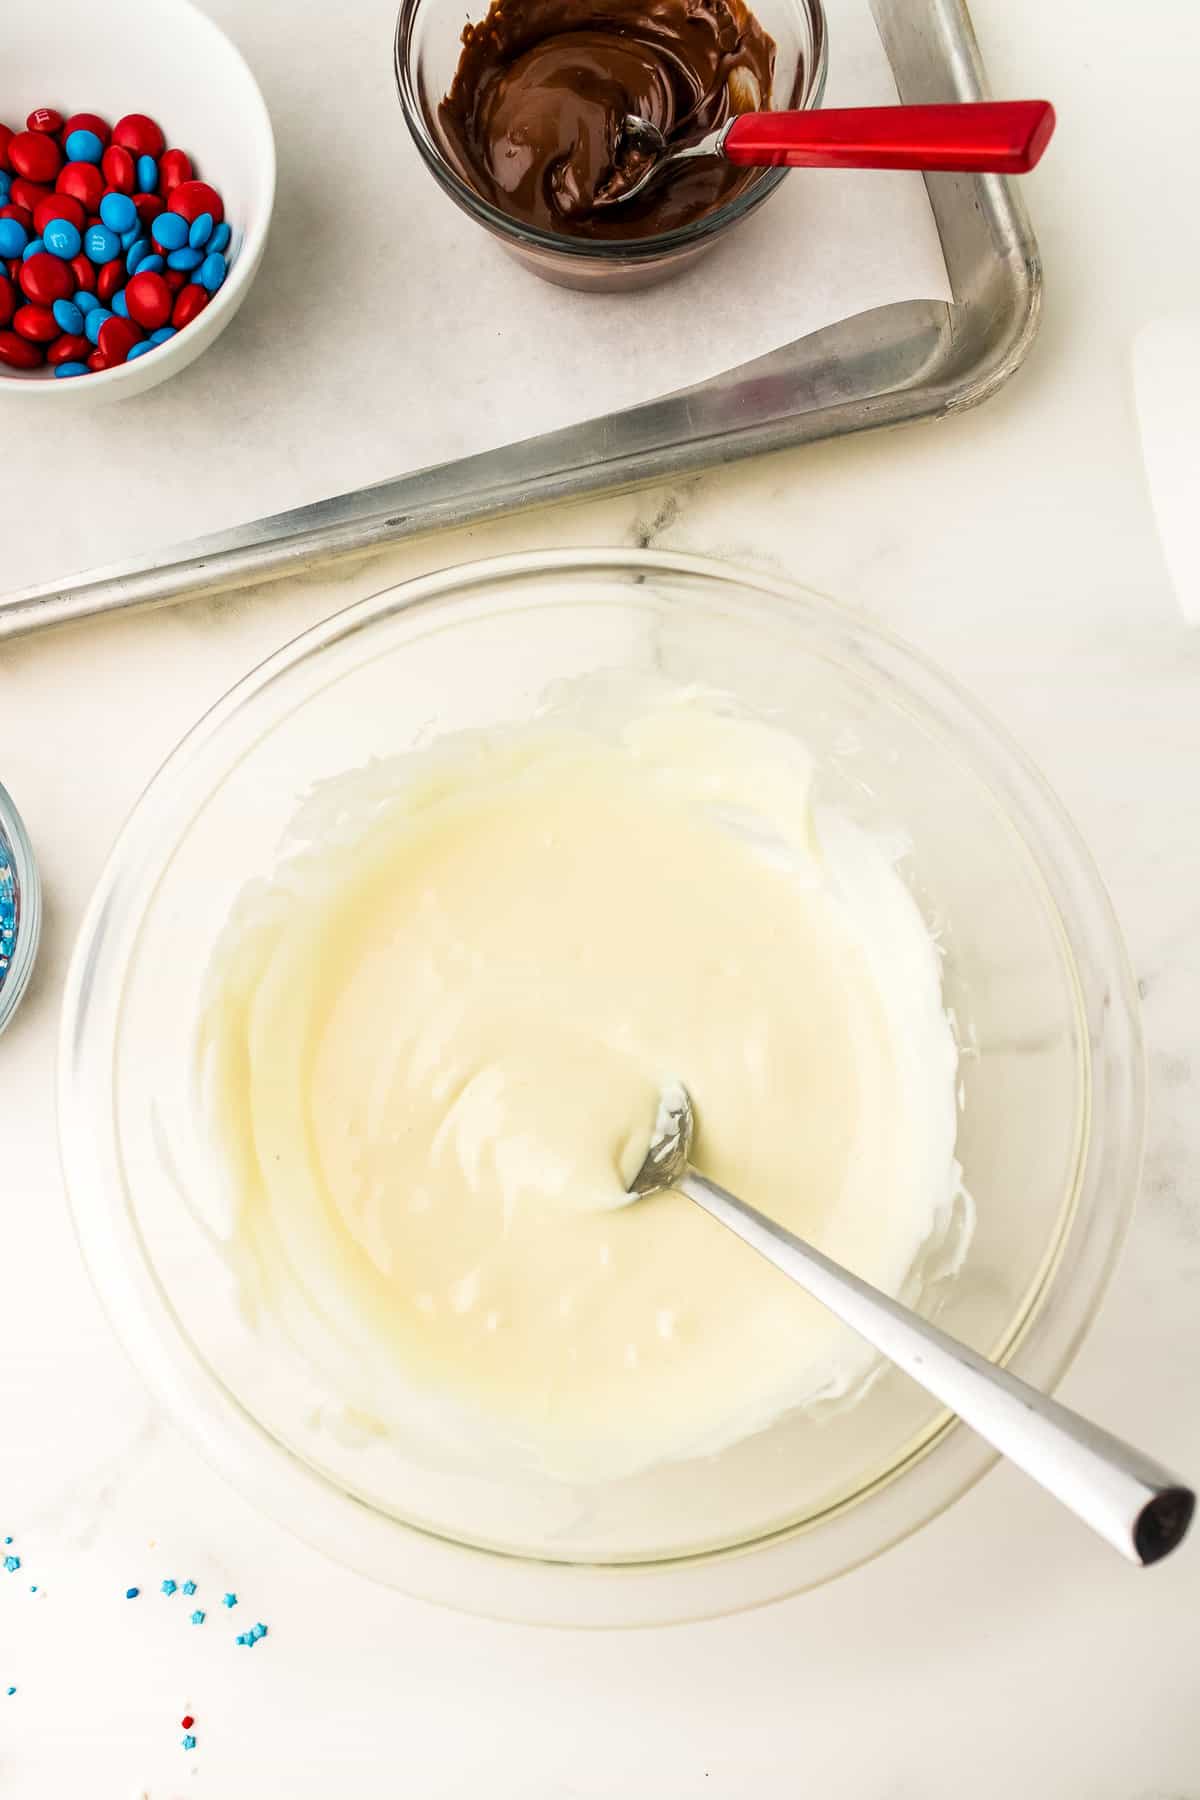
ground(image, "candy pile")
xmin=0 ymin=108 xmax=231 ymax=378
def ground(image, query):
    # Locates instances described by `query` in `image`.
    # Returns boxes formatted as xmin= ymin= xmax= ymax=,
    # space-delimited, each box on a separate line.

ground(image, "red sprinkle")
xmin=125 ymin=269 xmax=172 ymax=330
xmin=34 ymin=192 xmax=86 ymax=236
xmin=97 ymin=258 xmax=125 ymax=304
xmin=181 ymin=1716 xmax=195 ymax=1730
xmin=7 ymin=130 xmax=61 ymax=185
xmin=168 ymin=180 xmax=224 ymax=227
xmin=172 ymin=283 xmax=208 ymax=328
xmin=48 ymin=331 xmax=90 ymax=365
xmin=63 ymin=112 xmax=111 ymax=147
xmin=57 ymin=161 xmax=105 ymax=212
xmin=113 ymin=114 xmax=165 ymax=159
xmin=19 ymin=252 xmax=73 ymax=307
xmin=0 ymin=328 xmax=43 ymax=369
xmin=159 ymin=149 xmax=193 ymax=194
xmin=101 ymin=144 xmax=136 ymax=195
xmin=12 ymin=303 xmax=59 ymax=344
xmin=26 ymin=108 xmax=64 ymax=136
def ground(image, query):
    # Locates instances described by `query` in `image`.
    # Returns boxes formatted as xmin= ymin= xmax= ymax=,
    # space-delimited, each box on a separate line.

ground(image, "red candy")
xmin=34 ymin=193 xmax=86 ymax=236
xmin=0 ymin=103 xmax=232 ymax=382
xmin=63 ymin=112 xmax=111 ymax=146
xmin=125 ymin=269 xmax=171 ymax=330
xmin=172 ymin=283 xmax=208 ymax=328
xmin=7 ymin=130 xmax=61 ymax=184
xmin=113 ymin=113 xmax=164 ymax=159
xmin=168 ymin=180 xmax=223 ymax=226
xmin=98 ymin=314 xmax=143 ymax=362
xmin=57 ymin=161 xmax=105 ymax=211
xmin=10 ymin=178 xmax=52 ymax=214
xmin=19 ymin=252 xmax=73 ymax=307
xmin=101 ymin=144 xmax=135 ymax=195
xmin=13 ymin=303 xmax=60 ymax=344
xmin=48 ymin=331 xmax=90 ymax=365
xmin=159 ymin=148 xmax=192 ymax=194
xmin=0 ymin=328 xmax=43 ymax=368
xmin=97 ymin=258 xmax=125 ymax=303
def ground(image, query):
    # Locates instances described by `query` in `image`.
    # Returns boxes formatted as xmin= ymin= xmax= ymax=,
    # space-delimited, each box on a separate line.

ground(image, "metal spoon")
xmin=627 ymin=1084 xmax=1194 ymax=1566
xmin=604 ymin=99 xmax=1056 ymax=207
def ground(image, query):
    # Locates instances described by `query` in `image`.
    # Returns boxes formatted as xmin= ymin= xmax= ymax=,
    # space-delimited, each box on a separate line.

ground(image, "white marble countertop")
xmin=3 ymin=0 xmax=1199 ymax=1793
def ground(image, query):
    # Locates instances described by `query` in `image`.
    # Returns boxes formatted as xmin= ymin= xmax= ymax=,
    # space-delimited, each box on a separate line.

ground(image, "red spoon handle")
xmin=724 ymin=100 xmax=1056 ymax=174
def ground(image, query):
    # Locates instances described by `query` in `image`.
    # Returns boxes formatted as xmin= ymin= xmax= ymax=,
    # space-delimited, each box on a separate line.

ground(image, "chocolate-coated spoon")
xmin=627 ymin=1083 xmax=1192 ymax=1566
xmin=606 ymin=98 xmax=1055 ymax=206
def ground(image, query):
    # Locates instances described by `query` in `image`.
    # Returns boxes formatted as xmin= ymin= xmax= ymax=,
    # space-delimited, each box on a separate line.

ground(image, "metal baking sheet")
xmin=0 ymin=0 xmax=1039 ymax=641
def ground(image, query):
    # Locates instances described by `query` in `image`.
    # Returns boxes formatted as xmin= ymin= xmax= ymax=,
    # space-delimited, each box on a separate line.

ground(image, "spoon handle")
xmin=723 ymin=100 xmax=1056 ymax=175
xmin=678 ymin=1167 xmax=1193 ymax=1565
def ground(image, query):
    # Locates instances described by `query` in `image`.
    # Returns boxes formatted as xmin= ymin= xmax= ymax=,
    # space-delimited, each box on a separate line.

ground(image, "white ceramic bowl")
xmin=1 ymin=0 xmax=275 ymax=405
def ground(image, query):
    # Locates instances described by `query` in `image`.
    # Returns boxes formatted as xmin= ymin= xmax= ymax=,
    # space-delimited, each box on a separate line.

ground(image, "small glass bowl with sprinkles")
xmin=0 ymin=781 xmax=41 ymax=1037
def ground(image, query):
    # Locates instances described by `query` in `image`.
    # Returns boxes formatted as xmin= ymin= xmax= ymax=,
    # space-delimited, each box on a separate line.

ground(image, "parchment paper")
xmin=3 ymin=0 xmax=951 ymax=595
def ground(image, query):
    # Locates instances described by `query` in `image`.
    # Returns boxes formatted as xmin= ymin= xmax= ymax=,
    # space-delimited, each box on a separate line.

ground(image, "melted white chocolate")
xmin=203 ymin=694 xmax=965 ymax=1482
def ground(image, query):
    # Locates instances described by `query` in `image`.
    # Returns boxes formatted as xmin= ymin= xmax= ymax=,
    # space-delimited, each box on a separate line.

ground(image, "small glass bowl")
xmin=0 ymin=780 xmax=41 ymax=1037
xmin=59 ymin=549 xmax=1143 ymax=1626
xmin=394 ymin=0 xmax=828 ymax=291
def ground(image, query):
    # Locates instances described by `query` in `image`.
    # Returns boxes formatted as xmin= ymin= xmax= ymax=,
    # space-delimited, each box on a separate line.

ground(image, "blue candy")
xmin=43 ymin=218 xmax=82 ymax=260
xmin=149 ymin=326 xmax=176 ymax=343
xmin=84 ymin=307 xmax=113 ymax=346
xmin=167 ymin=246 xmax=203 ymax=272
xmin=52 ymin=297 xmax=83 ymax=335
xmin=136 ymin=253 xmax=164 ymax=274
xmin=100 ymin=192 xmax=137 ymax=234
xmin=64 ymin=128 xmax=104 ymax=164
xmin=208 ymin=221 xmax=231 ymax=256
xmin=21 ymin=238 xmax=45 ymax=262
xmin=75 ymin=290 xmax=100 ymax=315
xmin=54 ymin=361 xmax=90 ymax=378
xmin=126 ymin=340 xmax=155 ymax=360
xmin=136 ymin=155 xmax=159 ymax=193
xmin=188 ymin=212 xmax=213 ymax=249
xmin=0 ymin=171 xmax=10 ymax=201
xmin=84 ymin=224 xmax=120 ymax=265
xmin=125 ymin=238 xmax=150 ymax=274
xmin=0 ymin=219 xmax=28 ymax=258
xmin=111 ymin=288 xmax=129 ymax=318
xmin=151 ymin=211 xmax=187 ymax=252
xmin=121 ymin=226 xmax=140 ymax=251
xmin=198 ymin=251 xmax=227 ymax=293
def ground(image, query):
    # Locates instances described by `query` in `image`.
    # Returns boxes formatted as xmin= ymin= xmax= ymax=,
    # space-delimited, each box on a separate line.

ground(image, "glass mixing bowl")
xmin=394 ymin=0 xmax=828 ymax=291
xmin=59 ymin=550 xmax=1142 ymax=1626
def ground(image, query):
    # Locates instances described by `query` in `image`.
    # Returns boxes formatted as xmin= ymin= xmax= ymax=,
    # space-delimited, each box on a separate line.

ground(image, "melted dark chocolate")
xmin=436 ymin=0 xmax=778 ymax=240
